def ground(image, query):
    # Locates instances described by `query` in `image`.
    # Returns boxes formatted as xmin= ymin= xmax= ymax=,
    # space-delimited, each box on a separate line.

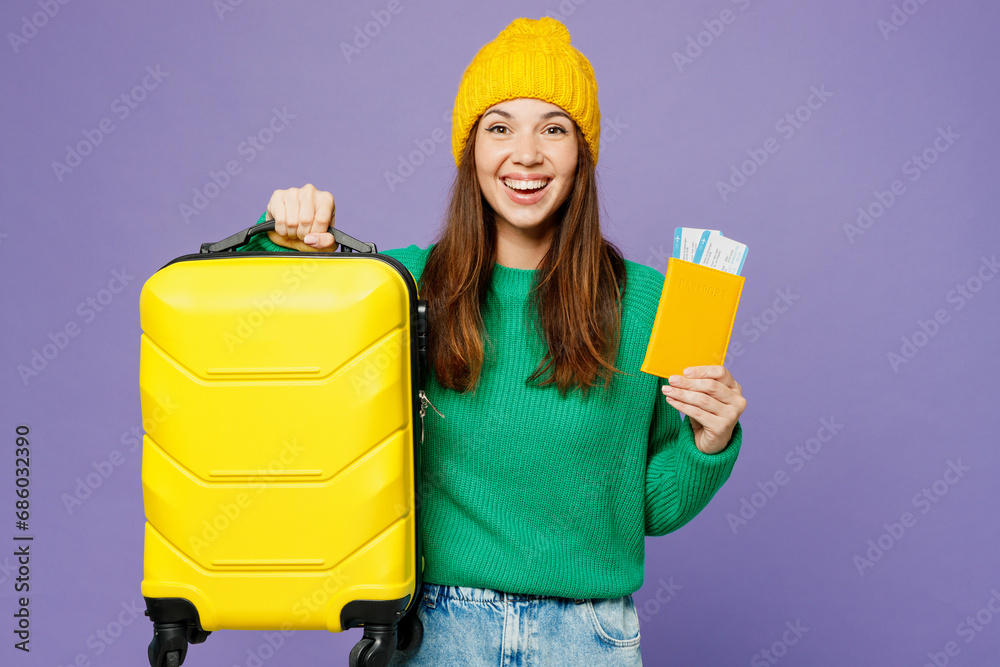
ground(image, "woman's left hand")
xmin=661 ymin=365 xmax=746 ymax=455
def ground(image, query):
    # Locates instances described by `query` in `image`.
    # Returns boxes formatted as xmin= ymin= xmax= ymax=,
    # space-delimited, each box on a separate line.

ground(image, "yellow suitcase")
xmin=139 ymin=221 xmax=427 ymax=667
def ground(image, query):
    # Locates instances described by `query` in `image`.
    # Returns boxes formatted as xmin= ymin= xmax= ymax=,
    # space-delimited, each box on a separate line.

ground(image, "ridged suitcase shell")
xmin=139 ymin=251 xmax=423 ymax=639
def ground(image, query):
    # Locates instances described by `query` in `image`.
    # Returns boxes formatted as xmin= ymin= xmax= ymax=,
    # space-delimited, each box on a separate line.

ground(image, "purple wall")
xmin=3 ymin=0 xmax=999 ymax=664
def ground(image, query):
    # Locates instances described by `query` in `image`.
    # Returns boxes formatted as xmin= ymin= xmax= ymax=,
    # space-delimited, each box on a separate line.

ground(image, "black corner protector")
xmin=144 ymin=597 xmax=205 ymax=630
xmin=340 ymin=595 xmax=411 ymax=630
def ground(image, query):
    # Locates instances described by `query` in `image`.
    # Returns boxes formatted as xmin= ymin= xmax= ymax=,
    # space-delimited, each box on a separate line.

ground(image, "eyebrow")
xmin=483 ymin=108 xmax=572 ymax=122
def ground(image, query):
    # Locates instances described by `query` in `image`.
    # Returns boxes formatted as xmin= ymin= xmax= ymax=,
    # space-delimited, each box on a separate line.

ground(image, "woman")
xmin=241 ymin=17 xmax=746 ymax=666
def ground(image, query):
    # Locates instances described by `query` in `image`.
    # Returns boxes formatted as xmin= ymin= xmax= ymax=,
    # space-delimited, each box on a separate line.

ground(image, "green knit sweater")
xmin=238 ymin=214 xmax=742 ymax=598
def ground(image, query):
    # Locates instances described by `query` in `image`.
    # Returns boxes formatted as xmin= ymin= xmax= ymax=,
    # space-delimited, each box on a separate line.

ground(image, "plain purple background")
xmin=3 ymin=0 xmax=999 ymax=665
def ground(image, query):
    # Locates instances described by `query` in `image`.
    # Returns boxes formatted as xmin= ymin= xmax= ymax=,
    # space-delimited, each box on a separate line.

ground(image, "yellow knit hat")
xmin=451 ymin=17 xmax=601 ymax=166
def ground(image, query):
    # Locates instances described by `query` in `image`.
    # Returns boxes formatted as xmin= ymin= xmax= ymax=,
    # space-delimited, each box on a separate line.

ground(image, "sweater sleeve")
xmin=644 ymin=385 xmax=742 ymax=537
xmin=238 ymin=211 xmax=299 ymax=253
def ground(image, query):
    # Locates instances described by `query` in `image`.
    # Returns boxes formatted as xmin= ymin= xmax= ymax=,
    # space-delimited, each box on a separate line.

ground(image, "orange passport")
xmin=640 ymin=257 xmax=745 ymax=378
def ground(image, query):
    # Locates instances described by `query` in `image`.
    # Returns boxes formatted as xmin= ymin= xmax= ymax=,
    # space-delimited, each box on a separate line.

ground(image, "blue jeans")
xmin=387 ymin=583 xmax=643 ymax=666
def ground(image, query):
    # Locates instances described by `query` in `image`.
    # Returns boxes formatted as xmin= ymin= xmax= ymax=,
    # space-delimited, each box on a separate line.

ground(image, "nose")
xmin=511 ymin=132 xmax=543 ymax=166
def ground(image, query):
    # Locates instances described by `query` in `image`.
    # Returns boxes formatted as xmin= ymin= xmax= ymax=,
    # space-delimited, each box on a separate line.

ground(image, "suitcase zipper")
xmin=418 ymin=389 xmax=443 ymax=444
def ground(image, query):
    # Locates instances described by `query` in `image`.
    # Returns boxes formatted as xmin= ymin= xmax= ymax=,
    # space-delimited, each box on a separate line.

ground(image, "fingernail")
xmin=668 ymin=375 xmax=682 ymax=384
xmin=304 ymin=234 xmax=317 ymax=244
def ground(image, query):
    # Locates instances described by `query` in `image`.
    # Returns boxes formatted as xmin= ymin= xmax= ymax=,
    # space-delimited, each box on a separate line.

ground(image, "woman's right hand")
xmin=264 ymin=184 xmax=338 ymax=251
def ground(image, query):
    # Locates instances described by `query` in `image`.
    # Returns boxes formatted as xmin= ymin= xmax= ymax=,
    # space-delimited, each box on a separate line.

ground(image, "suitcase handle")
xmin=200 ymin=220 xmax=377 ymax=254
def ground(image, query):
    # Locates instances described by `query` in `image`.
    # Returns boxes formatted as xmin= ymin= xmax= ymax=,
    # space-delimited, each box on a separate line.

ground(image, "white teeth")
xmin=503 ymin=178 xmax=550 ymax=190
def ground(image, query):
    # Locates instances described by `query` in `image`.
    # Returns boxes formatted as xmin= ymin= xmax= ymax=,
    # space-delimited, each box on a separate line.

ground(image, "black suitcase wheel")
xmin=349 ymin=623 xmax=397 ymax=667
xmin=396 ymin=614 xmax=423 ymax=652
xmin=349 ymin=637 xmax=374 ymax=667
xmin=145 ymin=598 xmax=207 ymax=667
xmin=147 ymin=623 xmax=188 ymax=667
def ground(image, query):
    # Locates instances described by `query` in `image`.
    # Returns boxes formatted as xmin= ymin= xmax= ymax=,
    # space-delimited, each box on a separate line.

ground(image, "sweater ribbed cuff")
xmin=644 ymin=419 xmax=742 ymax=536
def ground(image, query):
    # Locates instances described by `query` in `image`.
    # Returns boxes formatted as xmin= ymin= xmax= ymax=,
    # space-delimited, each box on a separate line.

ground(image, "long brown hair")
xmin=419 ymin=117 xmax=629 ymax=400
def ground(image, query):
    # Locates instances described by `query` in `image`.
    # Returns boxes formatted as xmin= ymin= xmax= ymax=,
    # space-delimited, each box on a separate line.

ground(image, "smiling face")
xmin=474 ymin=97 xmax=580 ymax=254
